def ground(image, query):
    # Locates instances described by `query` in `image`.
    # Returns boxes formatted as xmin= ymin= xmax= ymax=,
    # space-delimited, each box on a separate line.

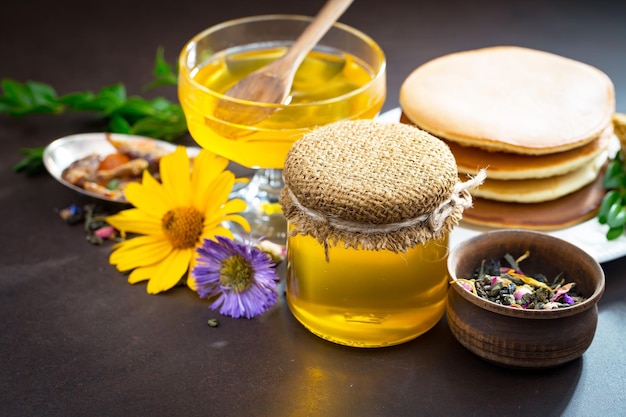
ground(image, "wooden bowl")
xmin=446 ymin=229 xmax=605 ymax=368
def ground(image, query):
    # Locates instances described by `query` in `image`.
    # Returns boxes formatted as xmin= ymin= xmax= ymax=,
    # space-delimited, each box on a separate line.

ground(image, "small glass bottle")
xmin=280 ymin=120 xmax=483 ymax=347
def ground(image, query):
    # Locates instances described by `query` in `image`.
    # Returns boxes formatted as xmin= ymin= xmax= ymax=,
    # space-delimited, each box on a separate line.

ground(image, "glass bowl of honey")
xmin=178 ymin=15 xmax=386 ymax=243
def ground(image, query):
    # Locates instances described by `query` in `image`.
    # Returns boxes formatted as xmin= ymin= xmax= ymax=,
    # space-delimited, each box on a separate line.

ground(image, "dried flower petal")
xmin=550 ymin=282 xmax=575 ymax=302
xmin=513 ymin=285 xmax=533 ymax=301
xmin=455 ymin=252 xmax=586 ymax=310
xmin=94 ymin=225 xmax=116 ymax=239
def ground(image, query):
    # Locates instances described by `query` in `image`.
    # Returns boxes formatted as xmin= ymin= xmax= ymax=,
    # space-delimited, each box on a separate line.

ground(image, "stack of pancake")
xmin=399 ymin=46 xmax=616 ymax=229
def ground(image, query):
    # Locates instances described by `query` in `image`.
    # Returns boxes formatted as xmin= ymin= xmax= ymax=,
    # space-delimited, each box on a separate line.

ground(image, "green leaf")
xmin=109 ymin=114 xmax=132 ymax=134
xmin=603 ymin=157 xmax=625 ymax=189
xmin=607 ymin=226 xmax=625 ymax=240
xmin=68 ymin=83 xmax=126 ymax=113
xmin=600 ymin=150 xmax=626 ymax=238
xmin=110 ymin=97 xmax=157 ymax=120
xmin=149 ymin=96 xmax=177 ymax=111
xmin=101 ymin=83 xmax=127 ymax=99
xmin=1 ymin=78 xmax=31 ymax=106
xmin=606 ymin=201 xmax=626 ymax=228
xmin=129 ymin=111 xmax=187 ymax=141
xmin=12 ymin=147 xmax=45 ymax=175
xmin=25 ymin=81 xmax=58 ymax=106
xmin=110 ymin=96 xmax=187 ymax=140
xmin=0 ymin=79 xmax=64 ymax=115
xmin=94 ymin=84 xmax=127 ymax=113
xmin=143 ymin=47 xmax=178 ymax=91
xmin=598 ymin=190 xmax=621 ymax=224
xmin=154 ymin=46 xmax=177 ymax=78
xmin=59 ymin=91 xmax=96 ymax=108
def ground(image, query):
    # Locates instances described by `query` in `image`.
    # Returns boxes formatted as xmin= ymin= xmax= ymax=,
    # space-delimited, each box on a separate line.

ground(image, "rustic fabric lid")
xmin=280 ymin=120 xmax=485 ymax=253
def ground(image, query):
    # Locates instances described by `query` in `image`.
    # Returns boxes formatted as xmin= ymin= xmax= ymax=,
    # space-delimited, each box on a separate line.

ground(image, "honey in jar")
xmin=280 ymin=120 xmax=484 ymax=347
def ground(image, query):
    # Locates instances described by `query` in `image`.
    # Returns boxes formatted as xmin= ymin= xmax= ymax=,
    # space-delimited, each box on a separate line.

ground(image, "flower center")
xmin=161 ymin=207 xmax=204 ymax=249
xmin=219 ymin=255 xmax=253 ymax=293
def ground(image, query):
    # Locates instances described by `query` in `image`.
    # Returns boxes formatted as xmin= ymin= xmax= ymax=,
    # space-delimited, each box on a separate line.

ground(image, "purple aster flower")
xmin=192 ymin=236 xmax=280 ymax=319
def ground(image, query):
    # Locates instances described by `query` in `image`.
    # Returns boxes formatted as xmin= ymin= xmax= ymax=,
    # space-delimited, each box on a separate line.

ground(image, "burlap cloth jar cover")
xmin=280 ymin=120 xmax=485 ymax=256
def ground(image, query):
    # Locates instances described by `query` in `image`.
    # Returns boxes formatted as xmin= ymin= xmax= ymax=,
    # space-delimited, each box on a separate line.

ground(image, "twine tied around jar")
xmin=279 ymin=120 xmax=487 ymax=261
xmin=283 ymin=170 xmax=485 ymax=259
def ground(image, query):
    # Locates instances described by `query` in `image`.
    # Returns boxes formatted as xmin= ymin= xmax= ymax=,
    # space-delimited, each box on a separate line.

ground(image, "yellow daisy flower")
xmin=106 ymin=146 xmax=249 ymax=294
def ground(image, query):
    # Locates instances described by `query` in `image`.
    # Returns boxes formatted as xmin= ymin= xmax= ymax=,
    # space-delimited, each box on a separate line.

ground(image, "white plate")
xmin=43 ymin=132 xmax=199 ymax=204
xmin=377 ymin=107 xmax=626 ymax=263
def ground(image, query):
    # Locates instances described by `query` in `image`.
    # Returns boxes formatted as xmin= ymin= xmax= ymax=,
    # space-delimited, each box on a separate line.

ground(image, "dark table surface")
xmin=2 ymin=1 xmax=626 ymax=416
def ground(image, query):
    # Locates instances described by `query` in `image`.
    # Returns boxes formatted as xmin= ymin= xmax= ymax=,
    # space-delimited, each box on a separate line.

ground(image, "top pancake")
xmin=400 ymin=46 xmax=615 ymax=155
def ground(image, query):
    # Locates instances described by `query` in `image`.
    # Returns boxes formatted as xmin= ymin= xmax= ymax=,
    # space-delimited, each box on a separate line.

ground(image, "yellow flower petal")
xmin=186 ymin=253 xmax=202 ymax=291
xmin=223 ymin=214 xmax=251 ymax=232
xmin=201 ymin=225 xmax=235 ymax=240
xmin=127 ymin=264 xmax=159 ymax=284
xmin=193 ymin=171 xmax=233 ymax=214
xmin=219 ymin=198 xmax=248 ymax=218
xmin=107 ymin=208 xmax=162 ymax=235
xmin=186 ymin=274 xmax=198 ymax=291
xmin=201 ymin=172 xmax=236 ymax=215
xmin=191 ymin=150 xmax=229 ymax=205
xmin=124 ymin=171 xmax=171 ymax=219
xmin=146 ymin=248 xmax=193 ymax=294
xmin=202 ymin=198 xmax=249 ymax=231
xmin=203 ymin=214 xmax=250 ymax=235
xmin=110 ymin=235 xmax=172 ymax=271
xmin=161 ymin=147 xmax=192 ymax=207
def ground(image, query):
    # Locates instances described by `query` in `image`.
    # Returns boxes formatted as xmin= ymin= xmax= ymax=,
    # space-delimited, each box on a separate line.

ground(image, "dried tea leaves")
xmin=453 ymin=251 xmax=586 ymax=309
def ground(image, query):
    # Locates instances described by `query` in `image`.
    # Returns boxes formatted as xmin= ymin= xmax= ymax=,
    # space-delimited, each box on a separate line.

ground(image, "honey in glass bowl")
xmin=280 ymin=120 xmax=484 ymax=348
xmin=178 ymin=15 xmax=386 ymax=169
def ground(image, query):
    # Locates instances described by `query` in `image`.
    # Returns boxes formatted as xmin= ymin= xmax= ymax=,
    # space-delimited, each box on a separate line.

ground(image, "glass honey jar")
xmin=280 ymin=120 xmax=484 ymax=347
